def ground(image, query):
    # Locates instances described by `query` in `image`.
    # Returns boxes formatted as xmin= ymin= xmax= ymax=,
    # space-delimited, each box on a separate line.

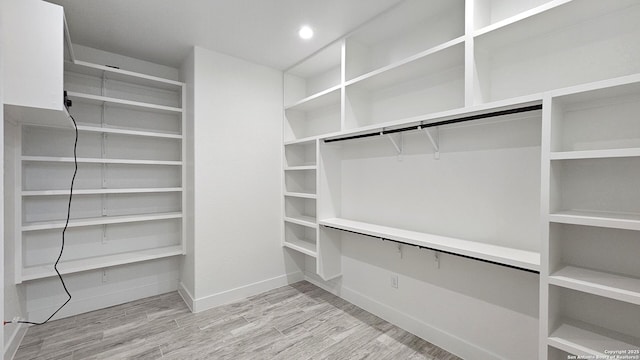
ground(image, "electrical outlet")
xmin=390 ymin=274 xmax=398 ymax=289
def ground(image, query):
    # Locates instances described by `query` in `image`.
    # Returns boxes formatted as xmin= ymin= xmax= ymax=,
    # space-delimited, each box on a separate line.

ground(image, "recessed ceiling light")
xmin=298 ymin=25 xmax=314 ymax=40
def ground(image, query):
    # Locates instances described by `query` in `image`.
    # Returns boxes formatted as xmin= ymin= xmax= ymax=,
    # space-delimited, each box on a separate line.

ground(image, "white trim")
xmin=339 ymin=285 xmax=505 ymax=360
xmin=3 ymin=324 xmax=28 ymax=360
xmin=304 ymin=271 xmax=342 ymax=296
xmin=191 ymin=271 xmax=304 ymax=313
xmin=178 ymin=282 xmax=195 ymax=312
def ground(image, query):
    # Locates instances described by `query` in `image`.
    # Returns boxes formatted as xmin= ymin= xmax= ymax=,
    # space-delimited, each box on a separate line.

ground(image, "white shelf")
xmin=22 ymin=187 xmax=182 ymax=196
xmin=66 ymin=60 xmax=184 ymax=90
xmin=345 ymin=38 xmax=464 ymax=91
xmin=22 ymin=155 xmax=182 ymax=166
xmin=67 ymin=91 xmax=182 ymax=114
xmin=283 ymin=239 xmax=317 ymax=258
xmin=550 ymin=265 xmax=640 ymax=306
xmin=284 ymin=136 xmax=325 ymax=146
xmin=550 ymin=148 xmax=640 ymax=160
xmin=549 ymin=210 xmax=640 ymax=231
xmin=76 ymin=124 xmax=182 ymax=139
xmin=284 ymin=191 xmax=317 ymax=199
xmin=474 ymin=0 xmax=638 ymax=50
xmin=284 ymin=215 xmax=317 ymax=229
xmin=320 ymin=218 xmax=540 ymax=272
xmin=474 ymin=0 xmax=572 ymax=37
xmin=20 ymin=245 xmax=184 ymax=281
xmin=284 ymin=165 xmax=317 ymax=171
xmin=548 ymin=321 xmax=640 ymax=357
xmin=22 ymin=212 xmax=182 ymax=231
xmin=284 ymin=85 xmax=341 ymax=111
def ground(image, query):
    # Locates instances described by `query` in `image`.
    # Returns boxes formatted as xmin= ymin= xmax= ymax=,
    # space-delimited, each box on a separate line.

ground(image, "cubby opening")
xmin=550 ymin=157 xmax=640 ymax=217
xmin=548 ymin=286 xmax=640 ymax=355
xmin=550 ymin=83 xmax=640 ymax=153
xmin=284 ymin=141 xmax=316 ymax=168
xmin=283 ymin=222 xmax=317 ymax=256
xmin=283 ymin=169 xmax=316 ymax=195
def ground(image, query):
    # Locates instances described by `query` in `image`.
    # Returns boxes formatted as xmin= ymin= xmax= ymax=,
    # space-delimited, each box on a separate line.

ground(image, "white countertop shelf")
xmin=20 ymin=245 xmax=184 ymax=282
xmin=22 ymin=212 xmax=183 ymax=231
xmin=319 ymin=218 xmax=540 ymax=272
xmin=22 ymin=187 xmax=183 ymax=196
xmin=548 ymin=321 xmax=640 ymax=357
xmin=549 ymin=210 xmax=640 ymax=231
xmin=22 ymin=155 xmax=182 ymax=166
xmin=284 ymin=215 xmax=317 ymax=229
xmin=67 ymin=91 xmax=182 ymax=114
xmin=550 ymin=265 xmax=640 ymax=306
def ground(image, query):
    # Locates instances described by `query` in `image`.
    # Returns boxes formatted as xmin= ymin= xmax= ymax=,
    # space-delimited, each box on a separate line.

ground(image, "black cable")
xmin=4 ymin=109 xmax=77 ymax=327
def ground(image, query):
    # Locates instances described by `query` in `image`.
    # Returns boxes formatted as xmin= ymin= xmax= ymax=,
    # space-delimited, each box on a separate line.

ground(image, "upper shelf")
xmin=549 ymin=210 xmax=640 ymax=232
xmin=66 ymin=60 xmax=184 ymax=90
xmin=319 ymin=218 xmax=540 ymax=272
xmin=474 ymin=0 xmax=639 ymax=50
xmin=67 ymin=92 xmax=182 ymax=114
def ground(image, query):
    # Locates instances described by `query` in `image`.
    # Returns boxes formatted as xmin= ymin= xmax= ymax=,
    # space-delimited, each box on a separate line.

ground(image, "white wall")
xmin=1 ymin=3 xmax=5 ymax=353
xmin=181 ymin=46 xmax=301 ymax=311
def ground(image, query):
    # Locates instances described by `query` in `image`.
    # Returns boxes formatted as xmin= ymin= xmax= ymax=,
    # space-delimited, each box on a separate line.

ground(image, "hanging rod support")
xmin=386 ymin=132 xmax=403 ymax=159
xmin=422 ymin=126 xmax=439 ymax=159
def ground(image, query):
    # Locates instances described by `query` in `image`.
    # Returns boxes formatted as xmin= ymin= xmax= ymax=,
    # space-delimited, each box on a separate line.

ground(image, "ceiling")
xmin=47 ymin=0 xmax=403 ymax=70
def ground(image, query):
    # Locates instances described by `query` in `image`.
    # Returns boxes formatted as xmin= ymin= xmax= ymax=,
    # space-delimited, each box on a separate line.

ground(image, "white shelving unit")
xmin=15 ymin=60 xmax=186 ymax=284
xmin=282 ymin=1 xmax=640 ymax=358
xmin=542 ymin=78 xmax=640 ymax=358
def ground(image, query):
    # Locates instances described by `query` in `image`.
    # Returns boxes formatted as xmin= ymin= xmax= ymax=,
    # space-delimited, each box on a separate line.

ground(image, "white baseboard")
xmin=177 ymin=282 xmax=195 ymax=312
xmin=4 ymin=324 xmax=28 ymax=360
xmin=27 ymin=279 xmax=178 ymax=321
xmin=340 ymin=286 xmax=504 ymax=360
xmin=191 ymin=271 xmax=304 ymax=313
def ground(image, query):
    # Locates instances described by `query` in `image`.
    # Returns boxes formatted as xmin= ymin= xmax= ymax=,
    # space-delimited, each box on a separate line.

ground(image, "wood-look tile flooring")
xmin=14 ymin=281 xmax=462 ymax=360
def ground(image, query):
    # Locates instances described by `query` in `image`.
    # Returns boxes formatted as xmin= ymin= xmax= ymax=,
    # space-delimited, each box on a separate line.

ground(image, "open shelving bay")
xmin=282 ymin=1 xmax=640 ymax=358
xmin=15 ymin=59 xmax=186 ymax=284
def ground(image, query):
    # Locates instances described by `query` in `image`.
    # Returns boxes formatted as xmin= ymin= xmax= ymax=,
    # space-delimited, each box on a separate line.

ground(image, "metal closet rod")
xmin=324 ymin=104 xmax=543 ymax=144
xmin=322 ymin=225 xmax=540 ymax=274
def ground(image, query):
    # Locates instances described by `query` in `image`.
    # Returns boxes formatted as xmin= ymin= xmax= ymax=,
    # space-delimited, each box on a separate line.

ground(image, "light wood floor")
xmin=14 ymin=281 xmax=462 ymax=360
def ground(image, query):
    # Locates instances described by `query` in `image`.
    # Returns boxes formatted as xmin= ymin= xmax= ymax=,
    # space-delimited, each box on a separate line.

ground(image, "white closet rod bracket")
xmin=422 ymin=126 xmax=440 ymax=160
xmin=386 ymin=132 xmax=403 ymax=160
